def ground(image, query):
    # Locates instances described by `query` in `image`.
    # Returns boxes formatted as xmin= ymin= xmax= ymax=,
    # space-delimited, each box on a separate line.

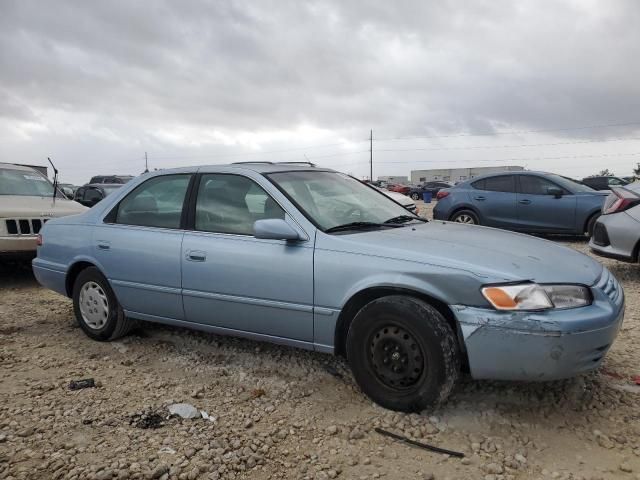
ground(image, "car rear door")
xmin=516 ymin=175 xmax=576 ymax=232
xmin=93 ymin=174 xmax=192 ymax=320
xmin=180 ymin=172 xmax=314 ymax=343
xmin=469 ymin=175 xmax=518 ymax=228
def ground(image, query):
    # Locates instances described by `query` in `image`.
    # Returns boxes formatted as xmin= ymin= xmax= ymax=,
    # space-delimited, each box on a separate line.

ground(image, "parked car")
xmin=74 ymin=184 xmax=123 ymax=207
xmin=58 ymin=183 xmax=77 ymax=199
xmin=0 ymin=163 xmax=86 ymax=257
xmin=433 ymin=171 xmax=608 ymax=235
xmin=33 ymin=163 xmax=624 ymax=412
xmin=590 ymin=185 xmax=640 ymax=261
xmin=89 ymin=175 xmax=134 ymax=185
xmin=375 ymin=186 xmax=418 ymax=214
xmin=581 ymin=175 xmax=628 ymax=191
xmin=388 ymin=183 xmax=411 ymax=195
xmin=408 ymin=181 xmax=454 ymax=201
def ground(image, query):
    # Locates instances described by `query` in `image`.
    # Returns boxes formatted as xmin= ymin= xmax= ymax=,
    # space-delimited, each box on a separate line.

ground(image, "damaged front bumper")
xmin=453 ymin=271 xmax=625 ymax=381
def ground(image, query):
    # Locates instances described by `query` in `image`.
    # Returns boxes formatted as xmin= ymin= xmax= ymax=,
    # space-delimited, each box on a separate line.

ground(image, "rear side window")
xmin=519 ymin=176 xmax=565 ymax=195
xmin=195 ymin=174 xmax=285 ymax=235
xmin=472 ymin=175 xmax=515 ymax=193
xmin=115 ymin=175 xmax=191 ymax=229
xmin=84 ymin=188 xmax=102 ymax=203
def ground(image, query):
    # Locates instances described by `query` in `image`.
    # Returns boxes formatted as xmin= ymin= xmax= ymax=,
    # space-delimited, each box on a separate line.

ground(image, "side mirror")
xmin=253 ymin=219 xmax=301 ymax=241
xmin=548 ymin=188 xmax=563 ymax=198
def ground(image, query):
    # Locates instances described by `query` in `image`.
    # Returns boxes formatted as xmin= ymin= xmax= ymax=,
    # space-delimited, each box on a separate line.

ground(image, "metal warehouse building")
xmin=410 ymin=165 xmax=524 ymax=184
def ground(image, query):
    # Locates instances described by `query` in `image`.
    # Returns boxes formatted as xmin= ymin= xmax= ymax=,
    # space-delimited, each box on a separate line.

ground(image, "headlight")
xmin=482 ymin=283 xmax=591 ymax=311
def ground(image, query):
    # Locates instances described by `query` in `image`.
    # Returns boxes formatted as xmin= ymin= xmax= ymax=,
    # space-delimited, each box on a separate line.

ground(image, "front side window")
xmin=519 ymin=176 xmax=565 ymax=195
xmin=115 ymin=174 xmax=191 ymax=229
xmin=268 ymin=171 xmax=418 ymax=231
xmin=195 ymin=174 xmax=285 ymax=235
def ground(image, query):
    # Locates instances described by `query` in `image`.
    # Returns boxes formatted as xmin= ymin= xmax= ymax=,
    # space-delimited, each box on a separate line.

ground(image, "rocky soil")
xmin=1 ymin=203 xmax=639 ymax=480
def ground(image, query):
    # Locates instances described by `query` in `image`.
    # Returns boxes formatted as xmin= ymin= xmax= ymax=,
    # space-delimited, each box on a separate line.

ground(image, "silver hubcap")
xmin=454 ymin=214 xmax=475 ymax=224
xmin=79 ymin=282 xmax=109 ymax=329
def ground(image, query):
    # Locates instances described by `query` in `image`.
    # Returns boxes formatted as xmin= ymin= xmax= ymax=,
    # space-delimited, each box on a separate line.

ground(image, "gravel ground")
xmin=1 ymin=202 xmax=639 ymax=480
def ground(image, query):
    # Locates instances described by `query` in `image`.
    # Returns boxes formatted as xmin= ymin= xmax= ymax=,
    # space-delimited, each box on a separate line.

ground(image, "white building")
xmin=410 ymin=166 xmax=524 ymax=184
xmin=377 ymin=175 xmax=409 ymax=184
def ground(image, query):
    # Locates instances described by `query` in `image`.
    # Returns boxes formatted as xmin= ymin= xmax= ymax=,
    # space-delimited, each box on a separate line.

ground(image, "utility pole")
xmin=144 ymin=152 xmax=149 ymax=173
xmin=369 ymin=129 xmax=373 ymax=181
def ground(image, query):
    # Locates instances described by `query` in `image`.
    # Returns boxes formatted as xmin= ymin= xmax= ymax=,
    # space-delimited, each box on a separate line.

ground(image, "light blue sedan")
xmin=433 ymin=171 xmax=608 ymax=235
xmin=33 ymin=163 xmax=624 ymax=412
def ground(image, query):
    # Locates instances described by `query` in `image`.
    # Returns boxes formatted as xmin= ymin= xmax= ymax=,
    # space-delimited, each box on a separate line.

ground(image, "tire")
xmin=586 ymin=213 xmax=600 ymax=237
xmin=72 ymin=267 xmax=135 ymax=341
xmin=450 ymin=209 xmax=479 ymax=225
xmin=410 ymin=193 xmax=420 ymax=201
xmin=346 ymin=295 xmax=460 ymax=412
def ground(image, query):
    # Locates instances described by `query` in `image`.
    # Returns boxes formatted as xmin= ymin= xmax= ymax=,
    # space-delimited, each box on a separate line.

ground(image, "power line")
xmin=372 ymin=151 xmax=640 ymax=165
xmin=374 ymin=121 xmax=640 ymax=142
xmin=146 ymin=139 xmax=369 ymax=161
xmin=373 ymin=136 xmax=640 ymax=153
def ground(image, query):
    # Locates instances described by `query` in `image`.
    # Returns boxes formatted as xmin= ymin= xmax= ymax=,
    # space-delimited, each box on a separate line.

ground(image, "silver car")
xmin=590 ymin=184 xmax=640 ymax=261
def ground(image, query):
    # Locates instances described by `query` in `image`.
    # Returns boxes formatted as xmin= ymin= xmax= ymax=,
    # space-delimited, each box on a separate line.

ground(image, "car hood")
xmin=323 ymin=221 xmax=603 ymax=285
xmin=0 ymin=195 xmax=87 ymax=218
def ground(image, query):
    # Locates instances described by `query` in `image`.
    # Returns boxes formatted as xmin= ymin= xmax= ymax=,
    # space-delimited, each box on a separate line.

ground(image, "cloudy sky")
xmin=1 ymin=0 xmax=640 ymax=184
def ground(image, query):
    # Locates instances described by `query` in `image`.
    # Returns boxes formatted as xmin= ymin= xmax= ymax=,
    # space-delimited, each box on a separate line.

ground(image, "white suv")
xmin=0 ymin=163 xmax=87 ymax=257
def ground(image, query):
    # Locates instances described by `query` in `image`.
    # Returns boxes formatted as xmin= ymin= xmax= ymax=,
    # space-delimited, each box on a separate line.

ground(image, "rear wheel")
xmin=586 ymin=213 xmax=600 ymax=237
xmin=410 ymin=193 xmax=420 ymax=201
xmin=450 ymin=209 xmax=479 ymax=225
xmin=346 ymin=296 xmax=460 ymax=412
xmin=72 ymin=267 xmax=135 ymax=341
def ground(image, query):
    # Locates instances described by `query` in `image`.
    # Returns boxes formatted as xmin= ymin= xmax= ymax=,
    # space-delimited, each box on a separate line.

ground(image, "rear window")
xmin=472 ymin=175 xmax=515 ymax=193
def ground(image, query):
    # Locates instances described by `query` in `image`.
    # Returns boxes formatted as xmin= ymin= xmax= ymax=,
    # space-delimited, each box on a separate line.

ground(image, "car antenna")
xmin=47 ymin=157 xmax=59 ymax=205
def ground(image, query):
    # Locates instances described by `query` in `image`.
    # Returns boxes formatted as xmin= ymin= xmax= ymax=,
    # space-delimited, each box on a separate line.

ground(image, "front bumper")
xmin=589 ymin=213 xmax=640 ymax=262
xmin=0 ymin=236 xmax=38 ymax=254
xmin=453 ymin=270 xmax=624 ymax=381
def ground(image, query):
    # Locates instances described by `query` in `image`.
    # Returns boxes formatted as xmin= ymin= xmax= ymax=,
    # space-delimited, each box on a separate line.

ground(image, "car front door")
xmin=181 ymin=173 xmax=314 ymax=343
xmin=469 ymin=175 xmax=518 ymax=228
xmin=516 ymin=175 xmax=576 ymax=232
xmin=93 ymin=174 xmax=192 ymax=320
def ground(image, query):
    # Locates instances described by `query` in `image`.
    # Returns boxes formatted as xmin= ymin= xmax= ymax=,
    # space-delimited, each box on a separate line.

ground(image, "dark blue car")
xmin=433 ymin=171 xmax=608 ymax=235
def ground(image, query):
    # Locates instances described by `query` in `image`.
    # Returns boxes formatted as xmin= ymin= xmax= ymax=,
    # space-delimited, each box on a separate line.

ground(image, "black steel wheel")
xmin=369 ymin=325 xmax=425 ymax=389
xmin=346 ymin=295 xmax=460 ymax=412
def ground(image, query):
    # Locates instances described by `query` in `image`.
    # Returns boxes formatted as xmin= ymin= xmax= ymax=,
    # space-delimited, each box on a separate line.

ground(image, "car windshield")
xmin=0 ymin=167 xmax=62 ymax=197
xmin=268 ymin=170 xmax=420 ymax=231
xmin=551 ymin=174 xmax=597 ymax=193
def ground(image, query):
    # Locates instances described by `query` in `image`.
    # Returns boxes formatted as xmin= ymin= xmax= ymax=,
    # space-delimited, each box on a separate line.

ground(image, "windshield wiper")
xmin=325 ymin=221 xmax=404 ymax=234
xmin=384 ymin=215 xmax=427 ymax=224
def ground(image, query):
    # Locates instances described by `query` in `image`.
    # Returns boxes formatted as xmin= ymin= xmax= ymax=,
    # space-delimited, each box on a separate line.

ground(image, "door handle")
xmin=186 ymin=250 xmax=206 ymax=262
xmin=97 ymin=241 xmax=110 ymax=250
xmin=518 ymin=199 xmax=531 ymax=205
xmin=474 ymin=196 xmax=486 ymax=201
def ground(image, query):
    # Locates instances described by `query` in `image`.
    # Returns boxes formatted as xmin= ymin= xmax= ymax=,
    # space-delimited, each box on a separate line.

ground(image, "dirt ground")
xmin=1 ymin=202 xmax=639 ymax=480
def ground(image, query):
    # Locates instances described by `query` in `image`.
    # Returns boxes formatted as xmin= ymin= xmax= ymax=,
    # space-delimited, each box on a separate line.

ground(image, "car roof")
xmin=463 ymin=170 xmax=552 ymax=183
xmin=82 ymin=183 xmax=123 ymax=188
xmin=0 ymin=162 xmax=38 ymax=172
xmin=151 ymin=162 xmax=337 ymax=175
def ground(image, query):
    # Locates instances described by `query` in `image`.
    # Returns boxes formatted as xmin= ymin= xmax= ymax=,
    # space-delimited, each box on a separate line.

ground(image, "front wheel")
xmin=346 ymin=296 xmax=460 ymax=412
xmin=450 ymin=209 xmax=479 ymax=225
xmin=410 ymin=193 xmax=420 ymax=201
xmin=72 ymin=267 xmax=135 ymax=341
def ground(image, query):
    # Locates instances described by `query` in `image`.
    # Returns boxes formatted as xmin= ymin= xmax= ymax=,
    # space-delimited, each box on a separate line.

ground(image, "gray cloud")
xmin=1 ymin=0 xmax=640 ymax=183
